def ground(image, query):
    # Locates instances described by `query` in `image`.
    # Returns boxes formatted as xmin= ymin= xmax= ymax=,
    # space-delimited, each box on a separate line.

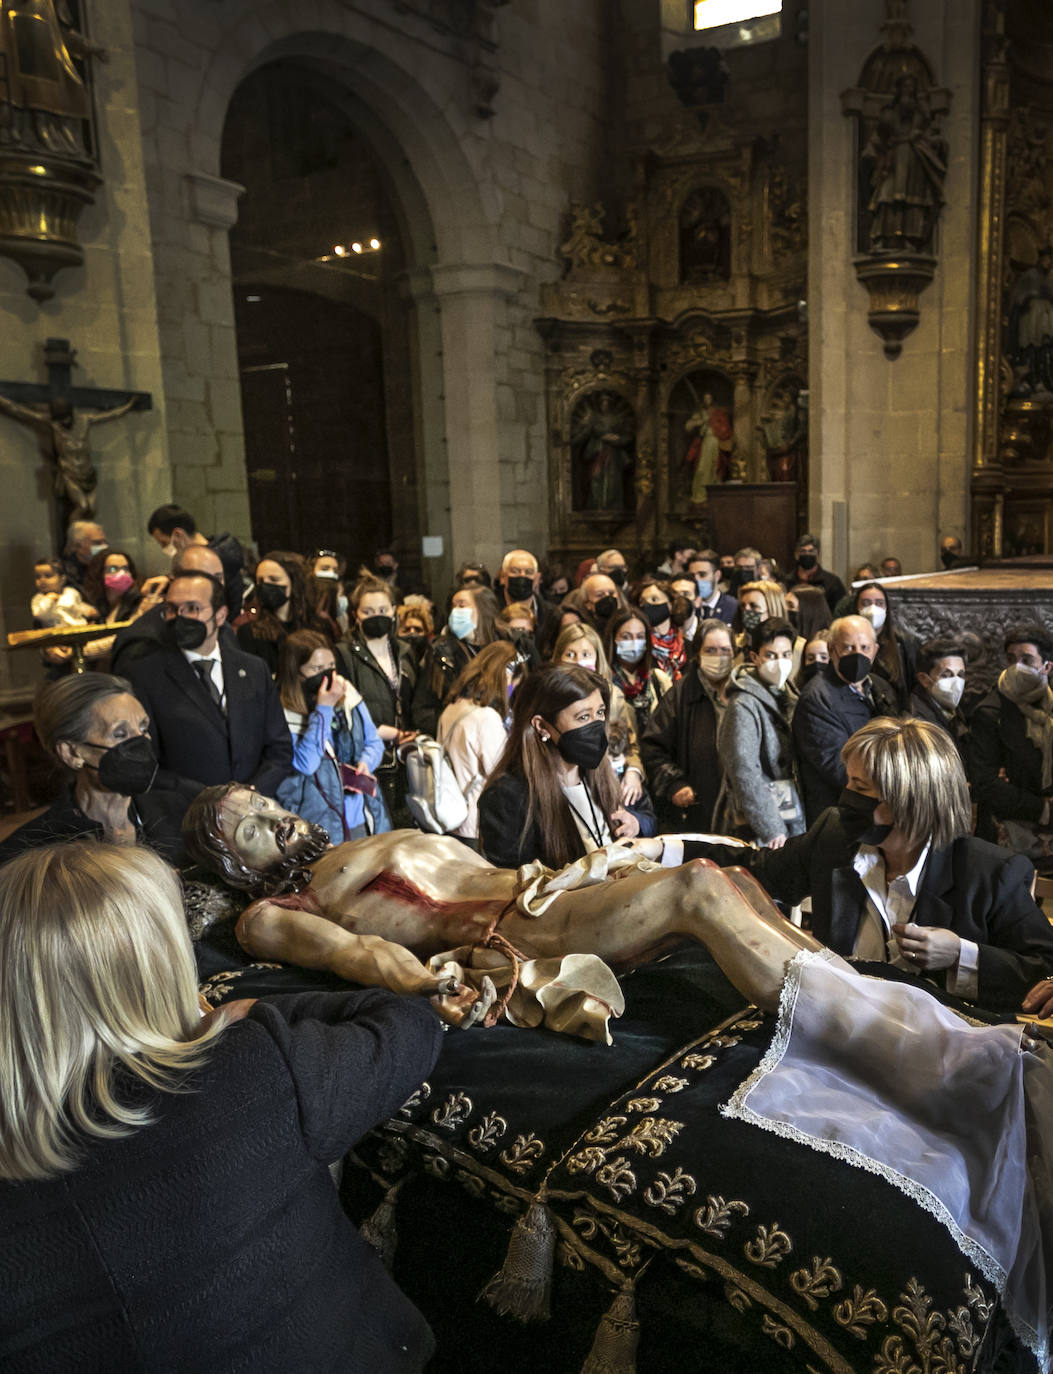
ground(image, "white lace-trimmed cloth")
xmin=723 ymin=949 xmax=1052 ymax=1364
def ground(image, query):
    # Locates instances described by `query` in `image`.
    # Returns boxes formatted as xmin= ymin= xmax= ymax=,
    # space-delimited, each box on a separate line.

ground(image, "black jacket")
xmin=478 ymin=771 xmax=656 ymax=870
xmin=871 ymin=628 xmax=920 ymax=711
xmin=111 ymin=609 xmax=239 ymax=675
xmin=908 ymin=686 xmax=968 ymax=759
xmin=0 ymin=991 xmax=440 ymax=1372
xmin=684 ymin=810 xmax=1053 ymax=1010
xmin=0 ymin=777 xmax=201 ymax=869
xmin=123 ymin=641 xmax=292 ymax=797
xmin=411 ymin=632 xmax=473 ymax=737
xmin=791 ymin=666 xmax=899 ymax=823
xmin=640 ymin=669 xmax=724 ymax=831
xmin=339 ymin=634 xmax=419 ymax=737
xmin=782 ymin=564 xmax=846 ymax=613
xmin=968 ymin=687 xmax=1048 ymax=841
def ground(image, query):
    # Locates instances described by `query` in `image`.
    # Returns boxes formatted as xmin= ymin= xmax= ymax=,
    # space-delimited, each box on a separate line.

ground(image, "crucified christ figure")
xmin=183 ymin=784 xmax=824 ymax=1040
xmin=0 ymin=392 xmax=135 ymax=520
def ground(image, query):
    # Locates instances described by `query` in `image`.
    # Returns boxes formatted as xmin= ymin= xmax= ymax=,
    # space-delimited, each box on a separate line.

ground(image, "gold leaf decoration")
xmin=761 ymin=1314 xmax=796 ymax=1349
xmin=834 ymin=1285 xmax=890 ymax=1339
xmin=430 ymin=1090 xmax=473 ymax=1131
xmin=790 ymin=1256 xmax=843 ymax=1311
xmin=693 ymin=1195 xmax=750 ymax=1238
xmin=467 ymin=1110 xmax=507 ymax=1152
xmin=625 ymin=1097 xmax=662 ymax=1114
xmin=498 ymin=1131 xmax=546 ymax=1174
xmin=651 ymin=1075 xmax=690 ymax=1094
xmin=643 ymin=1167 xmax=697 ymax=1215
xmin=584 ymin=1116 xmax=628 ymax=1147
xmin=725 ymin=1282 xmax=752 ymax=1312
xmin=745 ymin=1222 xmax=793 ymax=1268
xmin=595 ymin=1155 xmax=638 ymax=1203
xmin=681 ymin=1053 xmax=716 ymax=1071
xmin=620 ymin=1116 xmax=684 ymax=1158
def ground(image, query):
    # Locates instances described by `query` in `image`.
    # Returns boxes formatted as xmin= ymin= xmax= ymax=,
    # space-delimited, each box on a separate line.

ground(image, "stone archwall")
xmin=130 ymin=0 xmax=611 ymax=577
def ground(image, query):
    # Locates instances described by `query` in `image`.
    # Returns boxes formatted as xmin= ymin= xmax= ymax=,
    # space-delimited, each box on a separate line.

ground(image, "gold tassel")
xmin=581 ymin=1286 xmax=640 ymax=1374
xmin=479 ymin=1199 xmax=556 ymax=1321
xmin=360 ymin=1179 xmax=403 ymax=1268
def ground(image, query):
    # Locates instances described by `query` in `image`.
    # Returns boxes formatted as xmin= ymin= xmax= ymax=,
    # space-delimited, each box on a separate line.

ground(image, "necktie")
xmin=192 ymin=659 xmax=225 ymax=715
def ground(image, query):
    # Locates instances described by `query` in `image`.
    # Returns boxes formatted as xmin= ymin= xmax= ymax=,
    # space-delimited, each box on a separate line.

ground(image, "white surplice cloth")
xmin=723 ymin=948 xmax=1052 ymax=1365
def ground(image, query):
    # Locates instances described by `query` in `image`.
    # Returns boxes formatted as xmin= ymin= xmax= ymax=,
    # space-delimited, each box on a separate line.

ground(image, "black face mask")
xmin=940 ymin=549 xmax=957 ymax=569
xmin=592 ymin=594 xmax=617 ymax=621
xmin=361 ymin=614 xmax=394 ymax=639
xmin=302 ymin=670 xmax=333 ymax=706
xmin=93 ymin=735 xmax=158 ymax=796
xmin=375 ymin=562 xmax=396 ymax=578
xmin=555 ymin=719 xmax=608 ymax=771
xmin=796 ymin=552 xmax=818 ymax=570
xmin=506 ymin=575 xmax=534 ymax=602
xmin=256 ymin=582 xmax=289 ymax=613
xmin=837 ymin=787 xmax=893 ymax=845
xmin=802 ymin=661 xmax=824 ymax=682
xmin=836 ymin=651 xmax=871 ymax=685
xmin=608 ymin=567 xmax=627 ymax=589
xmin=164 ymin=615 xmax=208 ymax=651
xmin=642 ymin=601 xmax=670 ymax=628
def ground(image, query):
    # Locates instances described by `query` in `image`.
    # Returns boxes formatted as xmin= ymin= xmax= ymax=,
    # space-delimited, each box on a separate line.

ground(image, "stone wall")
xmin=130 ymin=0 xmax=612 ymax=584
xmin=0 ymin=0 xmax=169 ymax=704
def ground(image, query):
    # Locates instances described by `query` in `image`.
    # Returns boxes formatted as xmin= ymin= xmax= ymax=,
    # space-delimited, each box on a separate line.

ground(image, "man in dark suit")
xmin=123 ymin=572 xmax=291 ymax=797
xmin=686 ymin=552 xmax=737 ymax=626
xmin=111 ymin=545 xmax=232 ymax=674
xmin=792 ymin=614 xmax=898 ymax=823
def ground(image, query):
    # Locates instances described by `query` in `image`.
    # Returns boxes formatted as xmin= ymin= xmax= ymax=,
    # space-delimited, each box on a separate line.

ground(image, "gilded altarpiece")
xmin=973 ymin=0 xmax=1053 ymax=557
xmin=538 ymin=108 xmax=807 ymax=570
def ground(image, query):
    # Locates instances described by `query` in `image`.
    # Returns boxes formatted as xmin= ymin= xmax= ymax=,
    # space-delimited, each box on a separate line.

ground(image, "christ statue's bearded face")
xmin=218 ymin=788 xmax=328 ymax=875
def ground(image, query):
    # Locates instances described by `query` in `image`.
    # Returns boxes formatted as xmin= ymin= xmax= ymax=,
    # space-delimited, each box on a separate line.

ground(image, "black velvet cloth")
xmin=335 ymin=948 xmax=1032 ymax=1374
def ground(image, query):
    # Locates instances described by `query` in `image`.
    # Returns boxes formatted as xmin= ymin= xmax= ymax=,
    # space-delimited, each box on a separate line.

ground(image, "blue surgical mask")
xmin=695 ymin=578 xmax=713 ymax=601
xmin=616 ymin=637 xmax=647 ymax=666
xmin=448 ymin=606 xmax=475 ymax=640
xmin=336 ymin=594 xmax=349 ymax=619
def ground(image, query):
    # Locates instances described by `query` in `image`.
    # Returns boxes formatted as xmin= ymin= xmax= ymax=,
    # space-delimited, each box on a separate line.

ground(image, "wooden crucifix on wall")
xmin=0 ymin=337 xmax=151 ymax=549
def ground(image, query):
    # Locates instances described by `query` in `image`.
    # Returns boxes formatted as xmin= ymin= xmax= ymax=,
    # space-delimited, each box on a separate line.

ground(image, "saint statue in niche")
xmin=571 ymin=391 xmax=636 ymax=513
xmin=863 ymin=73 xmax=947 ymax=254
xmin=1007 ymin=246 xmax=1053 ymax=398
xmin=0 ymin=1 xmax=102 ymax=160
xmin=759 ymin=378 xmax=806 ymax=483
xmin=673 ymin=371 xmax=734 ymax=504
xmin=678 ymin=187 xmax=731 ymax=284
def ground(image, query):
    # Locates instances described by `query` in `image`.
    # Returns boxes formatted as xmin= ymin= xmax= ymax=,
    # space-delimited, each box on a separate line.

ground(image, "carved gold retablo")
xmin=0 ymin=2 xmax=104 ymax=302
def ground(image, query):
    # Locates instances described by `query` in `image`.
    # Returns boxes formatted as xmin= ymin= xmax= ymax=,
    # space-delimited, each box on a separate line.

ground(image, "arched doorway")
xmin=221 ymin=62 xmax=420 ymax=578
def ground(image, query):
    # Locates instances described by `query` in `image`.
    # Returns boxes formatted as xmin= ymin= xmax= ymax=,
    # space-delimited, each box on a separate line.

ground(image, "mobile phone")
xmin=339 ymin=763 xmax=377 ymax=797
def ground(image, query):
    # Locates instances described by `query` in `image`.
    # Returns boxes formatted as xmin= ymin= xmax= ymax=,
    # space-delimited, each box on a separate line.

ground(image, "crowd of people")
xmin=3 ymin=508 xmax=1053 ymax=1368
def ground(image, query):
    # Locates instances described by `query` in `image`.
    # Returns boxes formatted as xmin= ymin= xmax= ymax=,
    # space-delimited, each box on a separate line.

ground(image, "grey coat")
xmin=717 ymin=666 xmax=802 ymax=843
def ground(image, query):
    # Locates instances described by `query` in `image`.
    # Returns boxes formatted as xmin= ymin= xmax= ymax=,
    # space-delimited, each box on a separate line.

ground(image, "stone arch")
xmin=157 ymin=1 xmax=519 ymax=589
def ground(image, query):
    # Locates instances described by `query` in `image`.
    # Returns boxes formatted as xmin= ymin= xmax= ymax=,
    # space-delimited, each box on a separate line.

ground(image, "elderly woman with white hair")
xmin=0 ymin=841 xmax=441 ymax=1370
xmin=639 ymin=716 xmax=1053 ymax=1012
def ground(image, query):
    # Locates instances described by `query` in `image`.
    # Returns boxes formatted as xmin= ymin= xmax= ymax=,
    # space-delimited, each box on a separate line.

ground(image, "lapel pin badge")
xmin=238 ymin=668 xmax=247 ymax=678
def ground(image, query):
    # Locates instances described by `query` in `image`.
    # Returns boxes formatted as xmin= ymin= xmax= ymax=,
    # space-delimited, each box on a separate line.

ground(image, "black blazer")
xmin=791 ymin=666 xmax=900 ymax=823
xmin=123 ymin=641 xmax=292 ymax=797
xmin=685 ymin=810 xmax=1053 ymax=1010
xmin=479 ymin=770 xmax=656 ymax=870
xmin=0 ymin=991 xmax=441 ymax=1372
xmin=968 ymin=688 xmax=1046 ymax=839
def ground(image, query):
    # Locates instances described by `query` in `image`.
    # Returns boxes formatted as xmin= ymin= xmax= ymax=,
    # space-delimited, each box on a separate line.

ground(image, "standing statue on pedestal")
xmin=865 ymin=73 xmax=948 ymax=253
xmin=684 ymin=390 xmax=734 ymax=501
xmin=0 ymin=390 xmax=135 ymax=520
xmin=571 ymin=391 xmax=635 ymax=512
xmin=1008 ymin=246 xmax=1053 ymax=398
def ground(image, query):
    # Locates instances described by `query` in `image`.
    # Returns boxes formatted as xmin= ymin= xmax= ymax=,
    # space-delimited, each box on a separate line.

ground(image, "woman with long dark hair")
xmin=236 ymin=550 xmax=329 ymax=677
xmin=413 ymin=585 xmax=505 ymax=735
xmin=80 ymin=547 xmax=162 ymax=669
xmin=478 ymin=663 xmax=655 ymax=870
xmin=851 ymin=581 xmax=919 ymax=710
xmin=637 ymin=576 xmax=687 ymax=681
xmin=604 ymin=604 xmax=672 ymax=730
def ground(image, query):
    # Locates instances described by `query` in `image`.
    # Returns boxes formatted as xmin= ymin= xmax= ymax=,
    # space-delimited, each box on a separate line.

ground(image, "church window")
xmin=692 ymin=0 xmax=781 ymax=46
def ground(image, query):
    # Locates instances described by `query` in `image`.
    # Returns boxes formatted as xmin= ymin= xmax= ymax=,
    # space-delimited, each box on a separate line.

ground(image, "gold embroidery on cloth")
xmin=962 ymin=1272 xmax=991 ymax=1322
xmin=572 ymin=1211 xmax=644 ymax=1268
xmin=499 ymin=1131 xmax=546 ymax=1174
xmin=397 ymin=1083 xmax=431 ymax=1117
xmin=694 ymin=1195 xmax=750 ymax=1238
xmin=595 ymin=1155 xmax=638 ymax=1202
xmin=790 ymin=1258 xmax=843 ymax=1311
xmin=643 ymin=1167 xmax=697 ymax=1214
xmin=834 ymin=1285 xmax=889 ymax=1338
xmin=651 ymin=1075 xmax=690 ymax=1093
xmin=430 ymin=1090 xmax=473 ymax=1131
xmin=745 ymin=1222 xmax=793 ymax=1268
xmin=762 ymin=1313 xmax=796 ymax=1349
xmin=620 ymin=1116 xmax=684 ymax=1157
xmin=467 ymin=1110 xmax=508 ymax=1152
xmin=625 ymin=1096 xmax=662 ymax=1114
xmin=680 ymin=1052 xmax=716 ymax=1071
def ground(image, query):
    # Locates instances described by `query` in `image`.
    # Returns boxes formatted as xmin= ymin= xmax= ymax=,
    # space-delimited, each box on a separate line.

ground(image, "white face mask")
xmin=860 ymin=604 xmax=887 ymax=632
xmin=757 ymin=658 xmax=793 ymax=690
xmin=1004 ymin=662 xmax=1047 ymax=698
xmin=929 ymin=675 xmax=965 ymax=710
xmin=161 ymin=542 xmax=177 ymax=560
xmin=699 ymin=651 xmax=732 ymax=680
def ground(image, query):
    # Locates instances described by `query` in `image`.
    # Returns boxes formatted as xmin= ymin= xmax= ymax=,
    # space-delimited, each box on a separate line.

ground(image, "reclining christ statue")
xmin=183 ymin=783 xmax=822 ymax=1039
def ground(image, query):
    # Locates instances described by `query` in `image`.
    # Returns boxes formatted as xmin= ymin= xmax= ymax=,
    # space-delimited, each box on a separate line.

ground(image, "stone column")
xmin=808 ymin=0 xmax=982 ymax=577
xmin=429 ymin=261 xmax=527 ymax=575
xmin=402 ymin=267 xmax=454 ymax=595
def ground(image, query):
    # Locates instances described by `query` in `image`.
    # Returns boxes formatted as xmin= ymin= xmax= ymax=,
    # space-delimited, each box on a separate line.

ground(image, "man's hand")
xmin=140 ymin=574 xmax=169 ymax=600
xmin=611 ymin=807 xmax=641 ymax=839
xmin=620 ymin=768 xmax=644 ymax=806
xmin=671 ymin=784 xmax=696 ymax=808
xmin=892 ymin=922 xmax=961 ymax=971
xmin=763 ymin=834 xmax=787 ymax=850
xmin=1021 ymin=977 xmax=1053 ymax=1020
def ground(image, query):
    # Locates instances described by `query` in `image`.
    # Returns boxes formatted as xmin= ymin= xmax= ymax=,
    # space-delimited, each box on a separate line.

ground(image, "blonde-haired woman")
xmin=667 ymin=717 xmax=1053 ymax=1012
xmin=0 ymin=841 xmax=441 ymax=1369
xmin=552 ymin=621 xmax=647 ymax=806
xmin=735 ymin=579 xmax=804 ymax=671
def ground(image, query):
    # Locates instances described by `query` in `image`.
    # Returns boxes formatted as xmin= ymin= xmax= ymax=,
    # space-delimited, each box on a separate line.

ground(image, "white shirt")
xmin=562 ymin=780 xmax=612 ymax=852
xmin=183 ymin=642 xmax=225 ymax=709
xmin=852 ymin=842 xmax=979 ymax=997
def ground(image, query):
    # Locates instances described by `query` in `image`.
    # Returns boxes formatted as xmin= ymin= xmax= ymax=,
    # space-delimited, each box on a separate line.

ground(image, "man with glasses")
xmin=123 ymin=572 xmax=292 ymax=796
